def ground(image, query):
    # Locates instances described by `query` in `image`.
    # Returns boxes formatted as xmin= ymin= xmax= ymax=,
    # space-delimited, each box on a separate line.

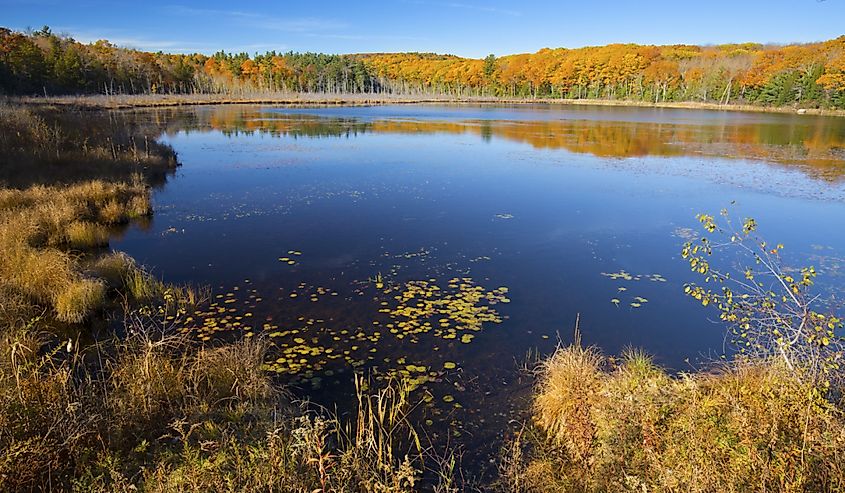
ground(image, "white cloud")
xmin=164 ymin=5 xmax=347 ymax=33
xmin=402 ymin=0 xmax=522 ymax=17
xmin=54 ymin=27 xmax=284 ymax=54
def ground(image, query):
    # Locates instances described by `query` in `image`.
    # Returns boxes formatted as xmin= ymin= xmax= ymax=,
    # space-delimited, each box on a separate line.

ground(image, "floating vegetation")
xmin=602 ymin=270 xmax=666 ymax=310
xmin=382 ymin=278 xmax=507 ymax=343
xmin=601 ymin=270 xmax=667 ymax=283
xmin=673 ymin=226 xmax=699 ymax=240
xmin=279 ymin=250 xmax=302 ymax=265
xmin=178 ymin=272 xmax=510 ymax=409
xmin=602 ymin=270 xmax=636 ymax=281
xmin=394 ymin=248 xmax=432 ymax=260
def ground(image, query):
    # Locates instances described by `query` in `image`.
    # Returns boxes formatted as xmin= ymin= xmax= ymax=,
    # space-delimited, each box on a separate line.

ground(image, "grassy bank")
xmin=499 ymin=344 xmax=845 ymax=492
xmin=0 ymin=329 xmax=434 ymax=492
xmin=0 ymin=102 xmax=188 ymax=326
xmin=12 ymin=93 xmax=845 ymax=117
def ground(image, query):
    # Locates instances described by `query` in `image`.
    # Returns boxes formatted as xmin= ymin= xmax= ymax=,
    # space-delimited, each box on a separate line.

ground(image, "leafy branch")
xmin=681 ymin=209 xmax=843 ymax=387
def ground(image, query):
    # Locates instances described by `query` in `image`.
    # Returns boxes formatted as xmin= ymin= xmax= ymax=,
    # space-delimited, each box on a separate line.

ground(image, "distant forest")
xmin=2 ymin=26 xmax=845 ymax=107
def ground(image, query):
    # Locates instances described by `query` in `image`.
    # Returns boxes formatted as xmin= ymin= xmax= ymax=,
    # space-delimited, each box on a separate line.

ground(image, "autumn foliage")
xmin=2 ymin=26 xmax=845 ymax=108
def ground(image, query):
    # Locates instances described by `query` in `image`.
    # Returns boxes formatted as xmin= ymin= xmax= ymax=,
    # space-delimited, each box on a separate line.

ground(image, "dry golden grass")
xmin=0 ymin=179 xmax=155 ymax=325
xmin=54 ymin=279 xmax=106 ymax=323
xmin=0 ymin=324 xmax=430 ymax=492
xmin=67 ymin=221 xmax=111 ymax=248
xmin=508 ymin=344 xmax=845 ymax=492
xmin=99 ymin=198 xmax=127 ymax=223
xmin=534 ymin=343 xmax=603 ymax=467
xmin=90 ymin=251 xmax=138 ymax=288
xmin=190 ymin=339 xmax=275 ymax=406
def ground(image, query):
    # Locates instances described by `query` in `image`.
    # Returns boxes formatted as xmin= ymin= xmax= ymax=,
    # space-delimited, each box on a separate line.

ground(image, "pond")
xmin=113 ymin=103 xmax=845 ymax=471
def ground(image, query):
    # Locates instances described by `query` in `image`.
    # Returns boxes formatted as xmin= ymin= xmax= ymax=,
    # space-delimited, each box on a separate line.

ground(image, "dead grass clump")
xmin=90 ymin=251 xmax=137 ymax=289
xmin=0 ymin=179 xmax=155 ymax=327
xmin=0 ymin=228 xmax=74 ymax=305
xmin=534 ymin=344 xmax=602 ymax=465
xmin=67 ymin=221 xmax=110 ymax=248
xmin=191 ymin=338 xmax=275 ymax=408
xmin=99 ymin=199 xmax=126 ymax=223
xmin=106 ymin=336 xmax=189 ymax=434
xmin=128 ymin=193 xmax=152 ymax=218
xmin=54 ymin=279 xmax=106 ymax=323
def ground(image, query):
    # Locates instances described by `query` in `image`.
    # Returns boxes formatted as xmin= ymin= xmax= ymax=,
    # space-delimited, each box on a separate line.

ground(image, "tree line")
xmin=2 ymin=26 xmax=844 ymax=107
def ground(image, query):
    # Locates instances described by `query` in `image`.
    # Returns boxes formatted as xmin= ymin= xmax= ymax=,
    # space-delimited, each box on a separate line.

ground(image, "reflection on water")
xmin=114 ymin=104 xmax=845 ymax=471
xmin=147 ymin=104 xmax=845 ymax=180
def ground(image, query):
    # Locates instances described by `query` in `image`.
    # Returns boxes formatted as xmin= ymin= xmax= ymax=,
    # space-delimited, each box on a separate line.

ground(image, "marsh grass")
xmin=502 ymin=344 xmax=845 ymax=492
xmin=54 ymin=279 xmax=107 ymax=324
xmin=0 ymin=175 xmax=180 ymax=326
xmin=67 ymin=221 xmax=111 ymax=248
xmin=0 ymin=320 xmax=437 ymax=492
xmin=90 ymin=252 xmax=138 ymax=289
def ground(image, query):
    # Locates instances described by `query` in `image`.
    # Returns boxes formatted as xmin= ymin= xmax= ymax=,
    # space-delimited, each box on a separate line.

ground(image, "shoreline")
xmin=10 ymin=93 xmax=845 ymax=117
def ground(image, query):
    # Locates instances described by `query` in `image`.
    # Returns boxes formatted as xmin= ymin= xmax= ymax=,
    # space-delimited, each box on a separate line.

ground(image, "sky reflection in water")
xmin=112 ymin=104 xmax=845 ymax=466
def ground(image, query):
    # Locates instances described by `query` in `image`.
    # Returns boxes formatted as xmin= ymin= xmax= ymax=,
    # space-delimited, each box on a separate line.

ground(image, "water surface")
xmin=114 ymin=103 xmax=845 ymax=470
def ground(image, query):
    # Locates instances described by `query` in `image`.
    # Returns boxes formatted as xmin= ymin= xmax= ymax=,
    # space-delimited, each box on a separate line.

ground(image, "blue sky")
xmin=2 ymin=0 xmax=844 ymax=58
